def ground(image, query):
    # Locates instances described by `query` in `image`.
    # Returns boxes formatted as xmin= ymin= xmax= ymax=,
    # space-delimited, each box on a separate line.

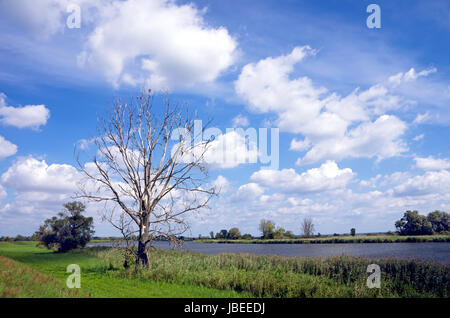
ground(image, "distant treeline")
xmin=4 ymin=210 xmax=448 ymax=243
xmin=203 ymin=210 xmax=449 ymax=241
xmin=0 ymin=235 xmax=35 ymax=242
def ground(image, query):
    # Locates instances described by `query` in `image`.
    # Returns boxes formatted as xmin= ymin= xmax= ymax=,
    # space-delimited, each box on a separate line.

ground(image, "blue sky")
xmin=0 ymin=0 xmax=449 ymax=237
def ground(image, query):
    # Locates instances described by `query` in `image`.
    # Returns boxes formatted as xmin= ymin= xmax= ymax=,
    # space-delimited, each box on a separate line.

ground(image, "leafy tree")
xmin=228 ymin=227 xmax=241 ymax=240
xmin=395 ymin=210 xmax=433 ymax=235
xmin=209 ymin=231 xmax=215 ymax=239
xmin=241 ymin=233 xmax=252 ymax=240
xmin=350 ymin=228 xmax=356 ymax=236
xmin=274 ymin=227 xmax=286 ymax=239
xmin=259 ymin=219 xmax=275 ymax=239
xmin=216 ymin=229 xmax=228 ymax=239
xmin=426 ymin=211 xmax=449 ymax=233
xmin=34 ymin=202 xmax=94 ymax=252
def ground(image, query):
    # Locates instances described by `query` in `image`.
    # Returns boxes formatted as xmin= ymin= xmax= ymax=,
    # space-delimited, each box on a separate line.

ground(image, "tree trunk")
xmin=136 ymin=204 xmax=150 ymax=267
xmin=136 ymin=238 xmax=149 ymax=266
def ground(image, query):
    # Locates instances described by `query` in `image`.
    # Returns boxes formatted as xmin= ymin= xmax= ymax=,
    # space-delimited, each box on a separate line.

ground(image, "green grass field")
xmin=0 ymin=242 xmax=448 ymax=298
xmin=0 ymin=242 xmax=250 ymax=298
xmin=196 ymin=234 xmax=450 ymax=244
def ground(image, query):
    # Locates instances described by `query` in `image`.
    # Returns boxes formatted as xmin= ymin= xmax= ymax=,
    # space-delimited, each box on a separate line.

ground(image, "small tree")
xmin=241 ymin=233 xmax=252 ymax=240
xmin=34 ymin=202 xmax=94 ymax=252
xmin=301 ymin=217 xmax=315 ymax=238
xmin=350 ymin=228 xmax=356 ymax=236
xmin=209 ymin=231 xmax=215 ymax=239
xmin=228 ymin=227 xmax=241 ymax=240
xmin=259 ymin=219 xmax=275 ymax=239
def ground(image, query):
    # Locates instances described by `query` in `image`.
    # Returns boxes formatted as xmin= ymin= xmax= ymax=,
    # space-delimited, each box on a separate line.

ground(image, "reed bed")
xmin=86 ymin=247 xmax=450 ymax=298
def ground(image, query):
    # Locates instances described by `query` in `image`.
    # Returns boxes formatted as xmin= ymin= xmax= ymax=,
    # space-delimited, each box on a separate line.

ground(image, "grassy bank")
xmin=0 ymin=255 xmax=86 ymax=298
xmin=196 ymin=234 xmax=450 ymax=244
xmin=0 ymin=242 xmax=448 ymax=298
xmin=0 ymin=242 xmax=250 ymax=298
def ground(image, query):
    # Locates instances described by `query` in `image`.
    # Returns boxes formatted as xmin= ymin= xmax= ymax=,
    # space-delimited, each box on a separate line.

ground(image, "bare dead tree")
xmin=76 ymin=91 xmax=216 ymax=267
xmin=301 ymin=217 xmax=315 ymax=238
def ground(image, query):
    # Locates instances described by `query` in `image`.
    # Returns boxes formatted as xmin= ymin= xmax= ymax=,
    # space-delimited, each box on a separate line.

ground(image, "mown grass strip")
xmin=0 ymin=255 xmax=86 ymax=298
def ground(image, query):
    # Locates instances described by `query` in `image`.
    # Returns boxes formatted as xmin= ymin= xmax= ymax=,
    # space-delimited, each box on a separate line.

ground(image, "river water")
xmin=88 ymin=241 xmax=450 ymax=264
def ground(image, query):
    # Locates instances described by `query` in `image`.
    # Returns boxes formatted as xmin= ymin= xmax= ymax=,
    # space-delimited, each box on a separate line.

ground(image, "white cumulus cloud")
xmin=250 ymin=160 xmax=354 ymax=194
xmin=0 ymin=136 xmax=18 ymax=160
xmin=204 ymin=131 xmax=258 ymax=169
xmin=1 ymin=157 xmax=80 ymax=193
xmin=290 ymin=138 xmax=311 ymax=152
xmin=299 ymin=115 xmax=408 ymax=165
xmin=414 ymin=156 xmax=450 ymax=171
xmin=0 ymin=93 xmax=50 ymax=129
xmin=392 ymin=170 xmax=450 ymax=197
xmin=233 ymin=183 xmax=265 ymax=201
xmin=235 ymin=47 xmax=410 ymax=165
xmin=78 ymin=0 xmax=237 ymax=89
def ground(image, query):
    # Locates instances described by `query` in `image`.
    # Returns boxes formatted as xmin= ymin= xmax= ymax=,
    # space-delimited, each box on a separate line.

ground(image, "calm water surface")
xmin=89 ymin=241 xmax=450 ymax=264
